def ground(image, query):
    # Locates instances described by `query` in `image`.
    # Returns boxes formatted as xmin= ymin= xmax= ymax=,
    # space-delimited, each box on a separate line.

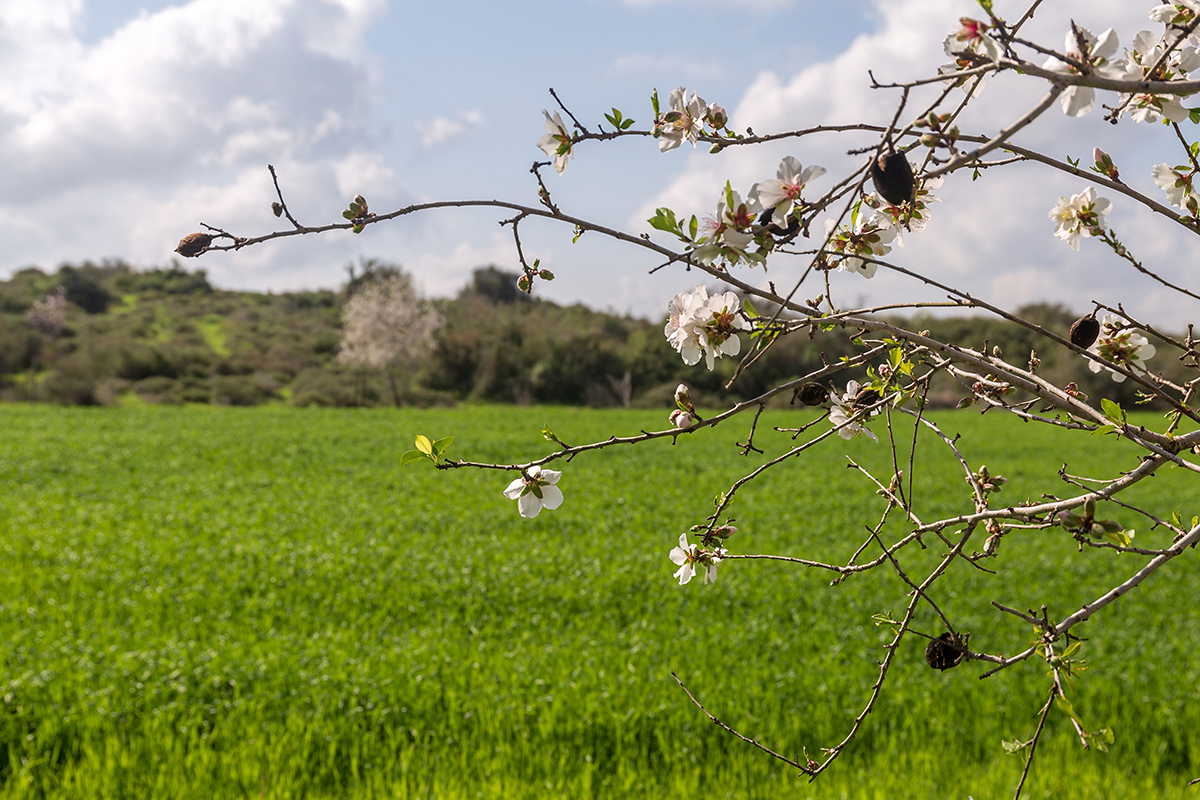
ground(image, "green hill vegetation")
xmin=0 ymin=259 xmax=1178 ymax=409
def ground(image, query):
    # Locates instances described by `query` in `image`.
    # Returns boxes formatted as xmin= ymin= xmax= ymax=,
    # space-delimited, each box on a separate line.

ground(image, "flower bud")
xmin=669 ymin=409 xmax=696 ymax=429
xmin=538 ymin=269 xmax=555 ymax=281
xmin=1082 ymin=496 xmax=1097 ymax=520
xmin=711 ymin=524 xmax=737 ymax=539
xmin=1057 ymin=510 xmax=1082 ymax=529
xmin=271 ymin=202 xmax=283 ymax=217
xmin=674 ymin=383 xmax=692 ymax=407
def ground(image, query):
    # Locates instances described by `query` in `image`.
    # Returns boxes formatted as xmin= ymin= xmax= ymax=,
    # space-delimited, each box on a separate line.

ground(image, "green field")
xmin=1 ymin=405 xmax=1198 ymax=799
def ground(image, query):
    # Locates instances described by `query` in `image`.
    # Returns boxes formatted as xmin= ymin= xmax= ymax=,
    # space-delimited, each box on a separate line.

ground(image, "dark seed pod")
xmin=794 ymin=382 xmax=829 ymax=406
xmin=1069 ymin=316 xmax=1100 ymax=349
xmin=758 ymin=207 xmax=799 ymax=238
xmin=925 ymin=632 xmax=966 ymax=671
xmin=175 ymin=232 xmax=213 ymax=258
xmin=871 ymin=150 xmax=916 ymax=207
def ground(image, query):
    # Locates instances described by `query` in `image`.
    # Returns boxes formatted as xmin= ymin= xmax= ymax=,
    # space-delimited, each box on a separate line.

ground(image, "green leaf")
xmin=648 ymin=207 xmax=682 ymax=236
xmin=1001 ymin=738 xmax=1028 ymax=754
xmin=342 ymin=210 xmax=357 ymax=220
xmin=400 ymin=450 xmax=427 ymax=466
xmin=1189 ymin=107 xmax=1200 ymax=124
xmin=1101 ymin=398 xmax=1126 ymax=425
xmin=1091 ymin=424 xmax=1118 ymax=436
xmin=651 ymin=88 xmax=661 ymax=117
xmin=415 ymin=435 xmax=433 ymax=455
xmin=432 ymin=436 xmax=454 ymax=461
xmin=620 ymin=117 xmax=635 ymax=130
xmin=688 ymin=215 xmax=698 ymax=240
xmin=1055 ymin=695 xmax=1084 ymax=727
xmin=743 ymin=299 xmax=759 ymax=318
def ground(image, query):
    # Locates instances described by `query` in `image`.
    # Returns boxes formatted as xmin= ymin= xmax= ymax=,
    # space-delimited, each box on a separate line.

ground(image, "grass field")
xmin=1 ymin=405 xmax=1198 ymax=799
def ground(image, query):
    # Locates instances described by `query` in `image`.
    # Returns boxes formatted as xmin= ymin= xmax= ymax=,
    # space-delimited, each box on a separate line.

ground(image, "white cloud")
xmin=417 ymin=109 xmax=485 ymax=148
xmin=0 ymin=0 xmax=389 ymax=279
xmin=631 ymin=0 xmax=1194 ymax=327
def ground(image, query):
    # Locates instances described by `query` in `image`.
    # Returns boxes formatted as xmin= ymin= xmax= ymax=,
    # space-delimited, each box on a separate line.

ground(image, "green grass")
xmin=1 ymin=405 xmax=1198 ymax=799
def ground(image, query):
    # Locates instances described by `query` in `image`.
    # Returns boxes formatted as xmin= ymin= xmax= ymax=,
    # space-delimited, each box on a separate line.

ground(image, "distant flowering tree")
xmin=336 ymin=271 xmax=442 ymax=406
xmin=178 ymin=2 xmax=1200 ymax=794
xmin=25 ymin=285 xmax=67 ymax=402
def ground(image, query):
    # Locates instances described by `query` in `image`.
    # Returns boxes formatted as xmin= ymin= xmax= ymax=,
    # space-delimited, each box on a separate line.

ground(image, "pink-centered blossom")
xmin=751 ymin=156 xmax=826 ymax=221
xmin=692 ymin=183 xmax=766 ymax=268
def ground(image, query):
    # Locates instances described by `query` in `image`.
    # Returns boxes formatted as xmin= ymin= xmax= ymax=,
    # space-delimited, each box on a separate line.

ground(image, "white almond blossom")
xmin=750 ymin=156 xmax=825 ymax=221
xmin=655 ymin=87 xmax=707 ymax=153
xmin=869 ymin=176 xmax=942 ymax=246
xmin=503 ymin=466 xmax=564 ymax=518
xmin=1042 ymin=27 xmax=1123 ymax=117
xmin=1118 ymin=30 xmax=1200 ymax=123
xmin=828 ymin=380 xmax=880 ymax=442
xmin=1152 ymin=163 xmax=1200 ymax=211
xmin=943 ymin=17 xmax=1003 ymax=63
xmin=1048 ymin=187 xmax=1111 ymax=250
xmin=537 ymin=110 xmax=573 ymax=174
xmin=668 ymin=533 xmax=725 ymax=585
xmin=1087 ymin=315 xmax=1157 ymax=382
xmin=823 ymin=217 xmax=896 ymax=278
xmin=692 ymin=184 xmax=766 ymax=268
xmin=663 ymin=284 xmax=751 ymax=370
xmin=1150 ymin=2 xmax=1200 ymax=42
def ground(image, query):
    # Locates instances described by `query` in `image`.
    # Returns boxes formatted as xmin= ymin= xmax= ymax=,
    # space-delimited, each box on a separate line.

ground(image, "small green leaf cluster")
xmin=341 ymin=194 xmax=373 ymax=234
xmin=604 ymin=107 xmax=635 ymax=131
xmin=401 ymin=433 xmax=453 ymax=466
xmin=1056 ymin=495 xmax=1134 ymax=547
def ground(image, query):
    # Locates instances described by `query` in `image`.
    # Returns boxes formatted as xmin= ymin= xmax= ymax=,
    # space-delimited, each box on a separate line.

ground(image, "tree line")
xmin=0 ymin=259 xmax=1176 ymax=410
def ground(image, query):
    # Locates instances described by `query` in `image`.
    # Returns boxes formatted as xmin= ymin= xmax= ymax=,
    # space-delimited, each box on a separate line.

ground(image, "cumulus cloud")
xmin=632 ymin=0 xmax=1192 ymax=327
xmin=417 ymin=109 xmax=485 ymax=148
xmin=0 ymin=0 xmax=388 ymax=283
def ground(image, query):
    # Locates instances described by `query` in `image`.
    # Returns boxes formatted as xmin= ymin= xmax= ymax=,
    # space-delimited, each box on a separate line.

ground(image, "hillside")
xmin=0 ymin=260 xmax=1174 ymax=409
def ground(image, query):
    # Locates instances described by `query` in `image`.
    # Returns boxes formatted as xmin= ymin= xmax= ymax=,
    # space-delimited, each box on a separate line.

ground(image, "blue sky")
xmin=2 ymin=0 xmax=1196 ymax=328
